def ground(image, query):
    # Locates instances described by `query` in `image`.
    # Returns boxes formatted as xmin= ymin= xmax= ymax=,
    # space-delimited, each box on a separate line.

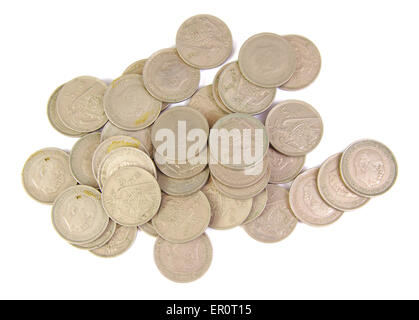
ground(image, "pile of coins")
xmin=22 ymin=14 xmax=397 ymax=283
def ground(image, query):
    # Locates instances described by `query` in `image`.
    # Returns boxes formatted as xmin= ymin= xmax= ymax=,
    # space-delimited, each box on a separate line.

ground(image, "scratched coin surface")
xmin=268 ymin=147 xmax=305 ymax=184
xmin=152 ymin=191 xmax=211 ymax=243
xmin=176 ymin=14 xmax=232 ymax=69
xmin=189 ymin=85 xmax=228 ymax=127
xmin=73 ymin=219 xmax=117 ymax=250
xmin=56 ymin=76 xmax=108 ymax=132
xmin=218 ymin=61 xmax=276 ymax=114
xmin=98 ymin=147 xmax=156 ymax=189
xmin=139 ymin=221 xmax=158 ymax=237
xmin=340 ymin=140 xmax=397 ymax=197
xmin=22 ymin=148 xmax=77 ymax=204
xmin=281 ymin=35 xmax=322 ymax=90
xmin=143 ymin=48 xmax=200 ymax=102
xmin=243 ymin=184 xmax=297 ymax=243
xmin=102 ymin=167 xmax=161 ymax=226
xmin=90 ymin=225 xmax=137 ymax=258
xmin=154 ymin=233 xmax=212 ymax=283
xmin=157 ymin=168 xmax=209 ymax=197
xmin=52 ymin=185 xmax=109 ymax=244
xmin=289 ymin=168 xmax=344 ymax=226
xmin=69 ymin=132 xmax=101 ymax=188
xmin=212 ymin=64 xmax=233 ymax=113
xmin=266 ymin=100 xmax=323 ymax=156
xmin=242 ymin=188 xmax=268 ymax=225
xmin=104 ymin=74 xmax=162 ymax=131
xmin=238 ymin=33 xmax=296 ymax=88
xmin=201 ymin=177 xmax=253 ymax=229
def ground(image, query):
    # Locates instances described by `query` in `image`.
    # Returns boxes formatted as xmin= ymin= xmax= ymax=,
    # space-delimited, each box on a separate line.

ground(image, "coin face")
xmin=90 ymin=225 xmax=137 ymax=258
xmin=242 ymin=188 xmax=268 ymax=225
xmin=243 ymin=184 xmax=297 ymax=242
xmin=102 ymin=167 xmax=161 ymax=226
xmin=73 ymin=219 xmax=117 ymax=250
xmin=123 ymin=59 xmax=147 ymax=75
xmin=340 ymin=140 xmax=397 ymax=197
xmin=98 ymin=147 xmax=156 ymax=189
xmin=281 ymin=35 xmax=322 ymax=90
xmin=22 ymin=148 xmax=77 ymax=204
xmin=201 ymin=177 xmax=253 ymax=229
xmin=56 ymin=76 xmax=108 ymax=132
xmin=189 ymin=85 xmax=228 ymax=127
xmin=212 ymin=64 xmax=233 ymax=113
xmin=154 ymin=233 xmax=212 ymax=283
xmin=139 ymin=221 xmax=158 ymax=237
xmin=157 ymin=168 xmax=209 ymax=197
xmin=176 ymin=14 xmax=232 ymax=69
xmin=289 ymin=168 xmax=344 ymax=226
xmin=266 ymin=100 xmax=323 ymax=156
xmin=268 ymin=147 xmax=305 ymax=184
xmin=143 ymin=48 xmax=200 ymax=102
xmin=70 ymin=132 xmax=101 ymax=188
xmin=52 ymin=185 xmax=109 ymax=244
xmin=238 ymin=33 xmax=296 ymax=87
xmin=218 ymin=62 xmax=276 ymax=114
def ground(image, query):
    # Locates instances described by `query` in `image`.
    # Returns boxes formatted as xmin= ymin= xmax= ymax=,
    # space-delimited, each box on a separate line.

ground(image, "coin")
xmin=176 ymin=14 xmax=232 ymax=69
xmin=143 ymin=48 xmax=200 ymax=102
xmin=340 ymin=140 xmax=398 ymax=197
xmin=69 ymin=132 xmax=101 ymax=188
xmin=72 ymin=219 xmax=117 ymax=250
xmin=242 ymin=188 xmax=268 ymax=225
xmin=151 ymin=106 xmax=209 ymax=160
xmin=102 ymin=167 xmax=161 ymax=226
xmin=152 ymin=191 xmax=211 ymax=243
xmin=139 ymin=221 xmax=158 ymax=237
xmin=280 ymin=35 xmax=322 ymax=90
xmin=52 ymin=185 xmax=109 ymax=244
xmin=212 ymin=64 xmax=233 ymax=113
xmin=267 ymin=147 xmax=305 ymax=184
xmin=201 ymin=177 xmax=253 ymax=229
xmin=90 ymin=225 xmax=137 ymax=258
xmin=47 ymin=84 xmax=84 ymax=137
xmin=243 ymin=184 xmax=297 ymax=242
xmin=22 ymin=148 xmax=77 ymax=204
xmin=157 ymin=168 xmax=209 ymax=197
xmin=266 ymin=100 xmax=323 ymax=156
xmin=154 ymin=233 xmax=212 ymax=283
xmin=218 ymin=61 xmax=276 ymax=114
xmin=56 ymin=76 xmax=108 ymax=132
xmin=289 ymin=168 xmax=344 ymax=226
xmin=238 ymin=33 xmax=296 ymax=88
xmin=98 ymin=147 xmax=156 ymax=189
xmin=189 ymin=85 xmax=228 ymax=127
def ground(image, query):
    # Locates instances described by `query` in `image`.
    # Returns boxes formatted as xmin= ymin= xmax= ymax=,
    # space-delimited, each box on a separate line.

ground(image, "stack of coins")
xmin=22 ymin=14 xmax=397 ymax=283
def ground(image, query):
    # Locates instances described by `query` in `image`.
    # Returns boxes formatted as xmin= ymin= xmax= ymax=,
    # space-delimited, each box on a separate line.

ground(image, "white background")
xmin=1 ymin=0 xmax=417 ymax=299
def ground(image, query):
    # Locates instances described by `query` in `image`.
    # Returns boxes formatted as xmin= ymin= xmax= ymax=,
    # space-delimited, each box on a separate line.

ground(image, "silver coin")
xmin=72 ymin=219 xmax=117 ymax=250
xmin=267 ymin=147 xmax=305 ymax=184
xmin=242 ymin=188 xmax=268 ymax=225
xmin=157 ymin=168 xmax=210 ymax=197
xmin=138 ymin=221 xmax=158 ymax=237
xmin=90 ymin=224 xmax=137 ymax=258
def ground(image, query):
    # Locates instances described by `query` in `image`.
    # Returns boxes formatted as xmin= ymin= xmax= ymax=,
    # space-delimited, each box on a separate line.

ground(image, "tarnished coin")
xmin=243 ymin=184 xmax=297 ymax=243
xmin=98 ymin=147 xmax=156 ymax=189
xmin=152 ymin=192 xmax=211 ymax=243
xmin=340 ymin=140 xmax=398 ymax=197
xmin=201 ymin=177 xmax=253 ymax=229
xmin=212 ymin=64 xmax=233 ymax=113
xmin=281 ymin=35 xmax=322 ymax=90
xmin=139 ymin=221 xmax=158 ymax=237
xmin=242 ymin=188 xmax=268 ymax=225
xmin=56 ymin=76 xmax=108 ymax=132
xmin=318 ymin=153 xmax=369 ymax=211
xmin=143 ymin=48 xmax=200 ymax=102
xmin=69 ymin=132 xmax=101 ymax=188
xmin=189 ymin=85 xmax=228 ymax=127
xmin=22 ymin=148 xmax=77 ymax=204
xmin=52 ymin=185 xmax=109 ymax=244
xmin=238 ymin=33 xmax=296 ymax=88
xmin=154 ymin=233 xmax=212 ymax=283
xmin=289 ymin=168 xmax=344 ymax=226
xmin=176 ymin=14 xmax=232 ymax=69
xmin=47 ymin=84 xmax=84 ymax=137
xmin=157 ymin=168 xmax=209 ymax=197
xmin=151 ymin=106 xmax=209 ymax=160
xmin=218 ymin=61 xmax=276 ymax=114
xmin=268 ymin=147 xmax=305 ymax=184
xmin=73 ymin=219 xmax=117 ymax=250
xmin=102 ymin=167 xmax=161 ymax=226
xmin=90 ymin=225 xmax=137 ymax=258
xmin=266 ymin=100 xmax=323 ymax=156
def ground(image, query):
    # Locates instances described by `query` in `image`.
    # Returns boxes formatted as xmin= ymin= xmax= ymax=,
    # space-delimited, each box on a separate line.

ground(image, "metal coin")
xmin=138 ymin=221 xmax=158 ymax=237
xmin=157 ymin=168 xmax=209 ymax=197
xmin=268 ymin=147 xmax=305 ymax=184
xmin=242 ymin=188 xmax=268 ymax=225
xmin=72 ymin=219 xmax=117 ymax=250
xmin=212 ymin=64 xmax=233 ymax=113
xmin=90 ymin=224 xmax=137 ymax=258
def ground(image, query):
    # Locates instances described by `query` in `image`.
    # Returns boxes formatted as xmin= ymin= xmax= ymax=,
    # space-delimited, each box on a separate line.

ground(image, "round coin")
xmin=139 ymin=221 xmax=158 ymax=237
xmin=242 ymin=188 xmax=268 ymax=225
xmin=266 ymin=100 xmax=323 ymax=156
xmin=123 ymin=59 xmax=147 ymax=76
xmin=212 ymin=64 xmax=233 ymax=113
xmin=157 ymin=168 xmax=209 ymax=197
xmin=340 ymin=140 xmax=398 ymax=197
xmin=90 ymin=225 xmax=137 ymax=258
xmin=268 ymin=147 xmax=305 ymax=184
xmin=73 ymin=219 xmax=117 ymax=250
